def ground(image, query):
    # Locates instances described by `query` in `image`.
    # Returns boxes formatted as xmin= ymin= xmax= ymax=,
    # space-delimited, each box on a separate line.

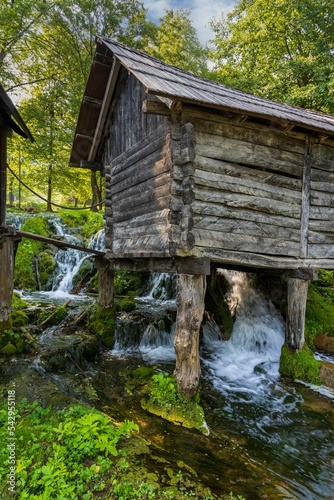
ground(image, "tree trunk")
xmin=47 ymin=164 xmax=53 ymax=212
xmin=90 ymin=171 xmax=98 ymax=212
xmin=174 ymin=273 xmax=206 ymax=398
xmin=286 ymin=278 xmax=308 ymax=350
xmin=95 ymin=257 xmax=114 ymax=308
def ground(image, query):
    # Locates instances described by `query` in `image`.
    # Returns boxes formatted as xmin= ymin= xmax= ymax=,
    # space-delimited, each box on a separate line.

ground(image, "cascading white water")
xmin=202 ymin=271 xmax=285 ymax=396
xmin=139 ymin=323 xmax=176 ymax=361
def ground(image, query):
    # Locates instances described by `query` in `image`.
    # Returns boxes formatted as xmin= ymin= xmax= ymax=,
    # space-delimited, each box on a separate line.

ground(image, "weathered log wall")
xmin=104 ymin=74 xmax=174 ymax=258
xmin=181 ymin=106 xmax=313 ymax=268
xmin=309 ymin=140 xmax=334 ymax=259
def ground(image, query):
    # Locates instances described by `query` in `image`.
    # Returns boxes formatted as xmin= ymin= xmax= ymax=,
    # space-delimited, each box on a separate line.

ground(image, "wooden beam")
xmin=142 ymin=99 xmax=171 ymax=116
xmin=75 ymin=133 xmax=93 ymax=142
xmin=300 ymin=136 xmax=312 ymax=258
xmin=0 ymin=127 xmax=8 ymax=227
xmin=95 ymin=257 xmax=115 ymax=308
xmin=211 ymin=263 xmax=318 ymax=281
xmin=16 ymin=230 xmax=104 ymax=256
xmin=104 ymin=255 xmax=211 ymax=275
xmin=79 ymin=160 xmax=103 ymax=171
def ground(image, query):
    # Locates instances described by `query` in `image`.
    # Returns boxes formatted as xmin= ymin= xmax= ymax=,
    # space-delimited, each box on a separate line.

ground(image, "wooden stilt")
xmin=286 ymin=278 xmax=309 ymax=350
xmin=95 ymin=257 xmax=115 ymax=308
xmin=0 ymin=236 xmax=15 ymax=324
xmin=174 ymin=273 xmax=206 ymax=398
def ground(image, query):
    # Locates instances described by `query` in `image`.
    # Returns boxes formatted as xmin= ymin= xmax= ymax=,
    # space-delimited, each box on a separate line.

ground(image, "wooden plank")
xmin=193 ymin=228 xmax=300 ymax=256
xmin=112 ymin=234 xmax=170 ymax=256
xmin=16 ymin=231 xmax=104 ymax=256
xmin=193 ymin=215 xmax=300 ymax=242
xmin=310 ymin=190 xmax=334 ymax=207
xmin=194 ymin=169 xmax=301 ymax=204
xmin=104 ymin=256 xmax=211 ymax=275
xmin=113 ymin=210 xmax=170 ymax=230
xmin=192 ymin=200 xmax=301 ymax=228
xmin=309 ymin=219 xmax=334 ymax=232
xmin=192 ymin=115 xmax=306 ymax=154
xmin=300 ymin=137 xmax=312 ymax=258
xmin=194 ymin=155 xmax=302 ymax=191
xmin=311 ymin=180 xmax=334 ymax=194
xmin=197 ymin=247 xmax=334 ymax=270
xmin=142 ymin=99 xmax=171 ymax=116
xmin=113 ymin=222 xmax=170 ymax=240
xmin=311 ymin=168 xmax=334 ymax=183
xmin=309 ymin=206 xmax=334 ymax=219
xmin=193 ymin=188 xmax=301 ymax=218
xmin=308 ymin=244 xmax=334 ymax=259
xmin=308 ymin=231 xmax=334 ymax=244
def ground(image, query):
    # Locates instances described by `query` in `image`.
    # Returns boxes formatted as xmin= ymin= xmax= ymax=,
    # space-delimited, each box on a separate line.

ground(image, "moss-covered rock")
xmin=12 ymin=292 xmax=28 ymax=311
xmin=37 ymin=305 xmax=68 ymax=326
xmin=0 ymin=329 xmax=26 ymax=354
xmin=1 ymin=342 xmax=17 ymax=355
xmin=11 ymin=310 xmax=29 ymax=327
xmin=114 ymin=271 xmax=146 ymax=296
xmin=88 ymin=305 xmax=116 ymax=348
xmin=39 ymin=250 xmax=57 ymax=288
xmin=280 ymin=344 xmax=321 ymax=385
xmin=141 ymin=372 xmax=209 ymax=435
xmin=314 ymin=334 xmax=334 ymax=355
xmin=118 ymin=296 xmax=136 ymax=312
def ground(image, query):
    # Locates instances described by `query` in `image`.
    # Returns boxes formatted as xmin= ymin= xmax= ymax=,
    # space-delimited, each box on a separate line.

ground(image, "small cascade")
xmin=145 ymin=272 xmax=177 ymax=300
xmin=203 ymin=271 xmax=285 ymax=394
xmin=88 ymin=228 xmax=105 ymax=252
xmin=139 ymin=323 xmax=176 ymax=362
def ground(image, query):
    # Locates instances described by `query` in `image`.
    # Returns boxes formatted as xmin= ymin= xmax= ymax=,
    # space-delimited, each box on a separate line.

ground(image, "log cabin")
xmin=70 ymin=36 xmax=334 ymax=396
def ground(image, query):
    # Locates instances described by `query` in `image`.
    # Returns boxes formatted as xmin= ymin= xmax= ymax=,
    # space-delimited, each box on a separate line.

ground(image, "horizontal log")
xmin=17 ymin=231 xmax=104 ymax=256
xmin=113 ymin=222 xmax=170 ymax=240
xmin=192 ymin=200 xmax=302 ymax=228
xmin=193 ymin=215 xmax=300 ymax=242
xmin=109 ymin=125 xmax=170 ymax=175
xmin=310 ymin=190 xmax=334 ymax=207
xmin=192 ymin=115 xmax=306 ymax=155
xmin=308 ymin=230 xmax=334 ymax=244
xmin=308 ymin=244 xmax=334 ymax=259
xmin=104 ymin=256 xmax=211 ymax=275
xmin=142 ymin=99 xmax=171 ymax=115
xmin=113 ymin=181 xmax=171 ymax=209
xmin=195 ymin=155 xmax=302 ymax=191
xmin=198 ymin=247 xmax=334 ymax=270
xmin=309 ymin=206 xmax=334 ymax=220
xmin=196 ymin=129 xmax=304 ymax=164
xmin=309 ymin=219 xmax=334 ymax=232
xmin=112 ymin=197 xmax=171 ymax=223
xmin=211 ymin=263 xmax=318 ymax=281
xmin=310 ymin=180 xmax=334 ymax=194
xmin=109 ymin=156 xmax=172 ymax=195
xmin=193 ymin=228 xmax=300 ymax=257
xmin=182 ymin=104 xmax=308 ymax=142
xmin=112 ymin=233 xmax=170 ymax=254
xmin=194 ymin=188 xmax=301 ymax=218
xmin=311 ymin=168 xmax=334 ymax=183
xmin=113 ymin=210 xmax=170 ymax=230
xmin=194 ymin=169 xmax=301 ymax=204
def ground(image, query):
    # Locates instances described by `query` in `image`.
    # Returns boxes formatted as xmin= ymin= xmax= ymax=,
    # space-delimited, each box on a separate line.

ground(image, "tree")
xmin=209 ymin=0 xmax=334 ymax=113
xmin=146 ymin=9 xmax=208 ymax=76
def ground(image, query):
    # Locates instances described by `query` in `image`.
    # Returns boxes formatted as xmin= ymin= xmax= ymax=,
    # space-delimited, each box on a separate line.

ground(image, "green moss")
xmin=11 ymin=310 xmax=29 ymax=327
xmin=58 ymin=210 xmax=104 ymax=238
xmin=316 ymin=270 xmax=334 ymax=287
xmin=305 ymin=283 xmax=334 ymax=346
xmin=118 ymin=297 xmax=136 ymax=312
xmin=38 ymin=305 xmax=68 ymax=326
xmin=12 ymin=292 xmax=27 ymax=310
xmin=1 ymin=342 xmax=17 ymax=354
xmin=141 ymin=372 xmax=209 ymax=435
xmin=39 ymin=250 xmax=57 ymax=287
xmin=88 ymin=305 xmax=116 ymax=348
xmin=115 ymin=271 xmax=144 ymax=296
xmin=280 ymin=344 xmax=321 ymax=385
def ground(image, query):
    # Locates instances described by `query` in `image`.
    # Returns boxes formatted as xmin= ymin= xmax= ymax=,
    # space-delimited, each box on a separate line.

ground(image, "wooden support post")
xmin=0 ymin=236 xmax=15 ymax=324
xmin=174 ymin=274 xmax=206 ymax=398
xmin=95 ymin=257 xmax=114 ymax=308
xmin=286 ymin=278 xmax=309 ymax=350
xmin=0 ymin=127 xmax=8 ymax=227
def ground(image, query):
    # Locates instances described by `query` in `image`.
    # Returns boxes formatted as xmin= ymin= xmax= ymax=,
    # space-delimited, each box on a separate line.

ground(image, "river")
xmin=6 ymin=214 xmax=334 ymax=498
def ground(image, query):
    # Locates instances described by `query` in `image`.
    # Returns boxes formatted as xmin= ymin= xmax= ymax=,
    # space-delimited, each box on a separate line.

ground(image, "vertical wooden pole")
xmin=0 ymin=236 xmax=15 ymax=324
xmin=286 ymin=278 xmax=309 ymax=350
xmin=174 ymin=273 xmax=206 ymax=398
xmin=0 ymin=127 xmax=7 ymax=226
xmin=95 ymin=257 xmax=114 ymax=308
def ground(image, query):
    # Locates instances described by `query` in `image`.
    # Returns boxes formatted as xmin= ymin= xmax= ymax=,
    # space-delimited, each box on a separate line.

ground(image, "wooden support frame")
xmin=0 ymin=126 xmax=8 ymax=227
xmin=104 ymin=256 xmax=211 ymax=275
xmin=286 ymin=278 xmax=309 ymax=350
xmin=95 ymin=257 xmax=115 ymax=308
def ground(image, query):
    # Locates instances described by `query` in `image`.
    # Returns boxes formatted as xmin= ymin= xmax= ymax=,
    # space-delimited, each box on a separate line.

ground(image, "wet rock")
xmin=314 ymin=334 xmax=334 ymax=355
xmin=320 ymin=362 xmax=334 ymax=389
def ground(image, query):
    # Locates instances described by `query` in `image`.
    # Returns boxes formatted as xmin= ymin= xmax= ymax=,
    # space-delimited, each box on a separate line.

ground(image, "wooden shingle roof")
xmin=70 ymin=36 xmax=334 ymax=166
xmin=0 ymin=84 xmax=34 ymax=141
xmin=100 ymin=36 xmax=334 ymax=135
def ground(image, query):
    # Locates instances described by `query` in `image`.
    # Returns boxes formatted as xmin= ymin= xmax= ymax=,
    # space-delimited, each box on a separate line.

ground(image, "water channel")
xmin=5 ymin=215 xmax=334 ymax=498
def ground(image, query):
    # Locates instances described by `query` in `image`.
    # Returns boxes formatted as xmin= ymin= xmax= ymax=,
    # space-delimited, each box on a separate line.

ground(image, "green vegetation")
xmin=0 ymin=329 xmax=26 ymax=355
xmin=12 ymin=292 xmax=28 ymax=311
xmin=58 ymin=210 xmax=104 ymax=239
xmin=14 ymin=216 xmax=54 ymax=291
xmin=305 ymin=283 xmax=334 ymax=347
xmin=37 ymin=305 xmax=68 ymax=326
xmin=88 ymin=305 xmax=116 ymax=348
xmin=141 ymin=372 xmax=209 ymax=435
xmin=114 ymin=271 xmax=144 ymax=296
xmin=280 ymin=345 xmax=321 ymax=385
xmin=0 ymin=399 xmax=231 ymax=499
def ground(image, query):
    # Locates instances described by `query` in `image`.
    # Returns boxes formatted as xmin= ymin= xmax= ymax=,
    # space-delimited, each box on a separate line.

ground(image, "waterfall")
xmin=203 ymin=271 xmax=285 ymax=395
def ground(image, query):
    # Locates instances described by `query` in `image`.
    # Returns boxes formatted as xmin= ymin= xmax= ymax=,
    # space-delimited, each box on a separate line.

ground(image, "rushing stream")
xmin=5 ymin=214 xmax=334 ymax=498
